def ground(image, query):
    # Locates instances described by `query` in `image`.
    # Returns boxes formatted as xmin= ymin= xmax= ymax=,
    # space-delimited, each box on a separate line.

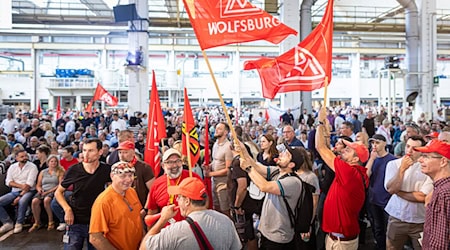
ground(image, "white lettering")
xmin=208 ymin=16 xmax=281 ymax=35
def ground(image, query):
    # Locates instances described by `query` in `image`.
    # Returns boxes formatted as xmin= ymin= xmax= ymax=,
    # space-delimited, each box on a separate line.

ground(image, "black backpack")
xmin=279 ymin=172 xmax=315 ymax=234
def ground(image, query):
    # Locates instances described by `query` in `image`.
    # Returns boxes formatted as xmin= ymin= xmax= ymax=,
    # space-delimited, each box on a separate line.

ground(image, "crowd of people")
xmin=0 ymin=103 xmax=448 ymax=250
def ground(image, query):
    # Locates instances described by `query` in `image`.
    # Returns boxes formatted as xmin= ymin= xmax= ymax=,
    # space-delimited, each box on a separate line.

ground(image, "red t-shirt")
xmin=147 ymin=170 xmax=201 ymax=222
xmin=322 ymin=157 xmax=369 ymax=237
xmin=60 ymin=158 xmax=80 ymax=171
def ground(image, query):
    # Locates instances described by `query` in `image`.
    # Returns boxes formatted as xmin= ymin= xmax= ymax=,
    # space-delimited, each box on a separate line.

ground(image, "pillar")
xmin=350 ymin=53 xmax=361 ymax=107
xmin=127 ymin=0 xmax=149 ymax=114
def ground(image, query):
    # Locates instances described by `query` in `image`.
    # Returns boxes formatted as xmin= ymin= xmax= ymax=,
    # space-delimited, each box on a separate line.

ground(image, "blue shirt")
xmin=368 ymin=153 xmax=397 ymax=207
xmin=288 ymin=137 xmax=305 ymax=148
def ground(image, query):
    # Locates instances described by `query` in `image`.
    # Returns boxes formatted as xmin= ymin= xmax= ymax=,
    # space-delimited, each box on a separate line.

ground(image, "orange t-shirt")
xmin=90 ymin=186 xmax=143 ymax=250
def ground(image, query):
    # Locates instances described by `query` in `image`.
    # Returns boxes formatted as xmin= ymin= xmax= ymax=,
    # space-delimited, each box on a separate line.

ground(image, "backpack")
xmin=279 ymin=172 xmax=315 ymax=234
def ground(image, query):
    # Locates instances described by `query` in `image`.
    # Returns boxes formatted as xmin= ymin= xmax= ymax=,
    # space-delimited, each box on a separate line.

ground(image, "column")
xmin=233 ymin=50 xmax=241 ymax=110
xmin=127 ymin=0 xmax=149 ymax=114
xmin=31 ymin=46 xmax=38 ymax=111
xmin=76 ymin=96 xmax=82 ymax=111
xmin=350 ymin=53 xmax=361 ymax=107
xmin=279 ymin=0 xmax=300 ymax=110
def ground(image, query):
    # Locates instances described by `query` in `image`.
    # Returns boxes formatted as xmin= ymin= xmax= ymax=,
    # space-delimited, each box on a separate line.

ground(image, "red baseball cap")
xmin=414 ymin=139 xmax=450 ymax=159
xmin=425 ymin=132 xmax=439 ymax=138
xmin=342 ymin=140 xmax=369 ymax=163
xmin=117 ymin=141 xmax=135 ymax=150
xmin=167 ymin=177 xmax=206 ymax=201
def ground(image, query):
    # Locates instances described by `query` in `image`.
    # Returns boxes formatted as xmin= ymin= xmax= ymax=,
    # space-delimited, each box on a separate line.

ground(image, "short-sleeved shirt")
xmin=227 ymin=156 xmax=257 ymax=214
xmin=212 ymin=140 xmax=233 ymax=187
xmin=90 ymin=185 xmax=143 ymax=250
xmin=60 ymin=158 xmax=79 ymax=171
xmin=259 ymin=166 xmax=302 ymax=243
xmin=368 ymin=153 xmax=396 ymax=207
xmin=147 ymin=170 xmax=201 ymax=222
xmin=61 ymin=162 xmax=111 ymax=224
xmin=298 ymin=170 xmax=320 ymax=195
xmin=145 ymin=210 xmax=242 ymax=250
xmin=423 ymin=177 xmax=450 ymax=249
xmin=322 ymin=157 xmax=369 ymax=237
xmin=132 ymin=160 xmax=154 ymax=207
xmin=384 ymin=159 xmax=433 ymax=223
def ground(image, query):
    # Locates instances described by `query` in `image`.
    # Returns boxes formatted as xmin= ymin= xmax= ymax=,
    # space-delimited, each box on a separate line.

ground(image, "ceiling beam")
xmin=79 ymin=0 xmax=112 ymax=16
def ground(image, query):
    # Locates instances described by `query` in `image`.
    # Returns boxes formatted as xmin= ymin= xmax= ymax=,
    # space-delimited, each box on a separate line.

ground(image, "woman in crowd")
xmin=29 ymin=154 xmax=65 ymax=232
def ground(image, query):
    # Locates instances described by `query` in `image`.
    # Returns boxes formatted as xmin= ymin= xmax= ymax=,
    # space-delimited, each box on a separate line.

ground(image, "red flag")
xmin=37 ymin=100 xmax=42 ymax=114
xmin=86 ymin=99 xmax=93 ymax=112
xmin=92 ymin=83 xmax=118 ymax=106
xmin=182 ymin=88 xmax=200 ymax=168
xmin=203 ymin=115 xmax=212 ymax=209
xmin=144 ymin=71 xmax=167 ymax=177
xmin=182 ymin=0 xmax=297 ymax=50
xmin=56 ymin=97 xmax=61 ymax=119
xmin=244 ymin=0 xmax=334 ymax=99
xmin=265 ymin=109 xmax=269 ymax=121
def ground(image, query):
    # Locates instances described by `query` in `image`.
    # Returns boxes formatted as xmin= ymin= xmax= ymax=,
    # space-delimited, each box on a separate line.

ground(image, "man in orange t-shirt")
xmin=89 ymin=161 xmax=143 ymax=250
xmin=147 ymin=148 xmax=201 ymax=224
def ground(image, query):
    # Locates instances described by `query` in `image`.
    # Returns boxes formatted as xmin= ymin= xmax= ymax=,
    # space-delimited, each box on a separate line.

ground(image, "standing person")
xmin=414 ymin=140 xmax=450 ymax=249
xmin=363 ymin=110 xmax=376 ymax=138
xmin=282 ymin=125 xmax=305 ymax=147
xmin=384 ymin=136 xmax=433 ymax=250
xmin=0 ymin=150 xmax=38 ymax=234
xmin=208 ymin=122 xmax=233 ymax=216
xmin=54 ymin=138 xmax=111 ymax=250
xmin=29 ymin=155 xmax=65 ymax=232
xmin=315 ymin=107 xmax=369 ymax=250
xmin=280 ymin=108 xmax=295 ymax=125
xmin=141 ymin=177 xmax=242 ymax=250
xmin=365 ymin=134 xmax=397 ymax=250
xmin=89 ymin=161 xmax=143 ymax=250
xmin=147 ymin=149 xmax=201 ymax=224
xmin=116 ymin=140 xmax=155 ymax=209
xmin=376 ymin=119 xmax=393 ymax=153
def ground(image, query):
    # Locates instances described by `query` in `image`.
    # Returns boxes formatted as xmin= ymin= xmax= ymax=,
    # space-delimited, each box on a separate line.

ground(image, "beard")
xmin=165 ymin=166 xmax=183 ymax=179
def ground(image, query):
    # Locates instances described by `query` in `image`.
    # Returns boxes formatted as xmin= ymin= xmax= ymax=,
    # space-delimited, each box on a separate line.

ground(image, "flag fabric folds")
xmin=182 ymin=88 xmax=200 ymax=168
xmin=181 ymin=0 xmax=297 ymax=50
xmin=244 ymin=0 xmax=334 ymax=99
xmin=90 ymin=83 xmax=119 ymax=108
xmin=56 ymin=97 xmax=61 ymax=119
xmin=144 ymin=71 xmax=167 ymax=177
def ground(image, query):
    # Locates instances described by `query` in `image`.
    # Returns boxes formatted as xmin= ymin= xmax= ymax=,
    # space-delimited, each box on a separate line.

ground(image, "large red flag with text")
xmin=144 ymin=71 xmax=167 ymax=177
xmin=182 ymin=88 xmax=200 ymax=168
xmin=91 ymin=83 xmax=118 ymax=107
xmin=182 ymin=0 xmax=297 ymax=50
xmin=203 ymin=115 xmax=212 ymax=208
xmin=244 ymin=0 xmax=334 ymax=99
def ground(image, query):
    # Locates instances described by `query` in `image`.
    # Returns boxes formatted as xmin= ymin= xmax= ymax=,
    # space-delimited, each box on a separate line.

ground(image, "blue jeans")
xmin=64 ymin=224 xmax=95 ymax=250
xmin=0 ymin=190 xmax=35 ymax=224
xmin=51 ymin=191 xmax=72 ymax=223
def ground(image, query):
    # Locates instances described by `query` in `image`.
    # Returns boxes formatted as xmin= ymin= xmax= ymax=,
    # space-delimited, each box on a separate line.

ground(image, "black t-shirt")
xmin=227 ymin=156 xmax=258 ymax=214
xmin=61 ymin=162 xmax=111 ymax=224
xmin=25 ymin=127 xmax=45 ymax=138
xmin=363 ymin=117 xmax=376 ymax=137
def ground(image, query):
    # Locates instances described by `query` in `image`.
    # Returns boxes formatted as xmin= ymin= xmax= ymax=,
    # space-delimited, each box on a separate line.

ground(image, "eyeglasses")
xmin=164 ymin=159 xmax=182 ymax=165
xmin=282 ymin=130 xmax=294 ymax=134
xmin=420 ymin=154 xmax=443 ymax=160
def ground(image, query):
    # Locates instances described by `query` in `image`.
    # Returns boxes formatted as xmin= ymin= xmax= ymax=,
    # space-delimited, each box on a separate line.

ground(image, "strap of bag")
xmin=186 ymin=217 xmax=213 ymax=250
xmin=280 ymin=173 xmax=303 ymax=229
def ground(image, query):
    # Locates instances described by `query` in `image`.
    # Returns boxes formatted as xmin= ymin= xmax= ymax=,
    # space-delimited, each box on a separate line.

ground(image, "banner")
xmin=182 ymin=88 xmax=200 ymax=168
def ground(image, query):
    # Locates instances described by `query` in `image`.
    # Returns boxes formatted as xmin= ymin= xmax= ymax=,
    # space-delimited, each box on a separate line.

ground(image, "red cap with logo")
xmin=414 ymin=139 xmax=450 ymax=159
xmin=342 ymin=140 xmax=369 ymax=163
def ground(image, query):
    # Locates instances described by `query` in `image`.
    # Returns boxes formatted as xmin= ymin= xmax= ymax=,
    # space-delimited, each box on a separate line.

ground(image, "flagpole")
xmin=323 ymin=77 xmax=329 ymax=109
xmin=201 ymin=50 xmax=241 ymax=151
xmin=185 ymin=130 xmax=193 ymax=177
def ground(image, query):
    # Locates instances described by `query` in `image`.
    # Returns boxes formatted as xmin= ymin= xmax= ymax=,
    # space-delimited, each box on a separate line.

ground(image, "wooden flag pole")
xmin=185 ymin=129 xmax=193 ymax=177
xmin=201 ymin=50 xmax=242 ymax=155
xmin=323 ymin=76 xmax=329 ymax=109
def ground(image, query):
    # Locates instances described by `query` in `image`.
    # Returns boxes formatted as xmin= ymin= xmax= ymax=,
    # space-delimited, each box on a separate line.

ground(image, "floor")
xmin=0 ymin=225 xmax=64 ymax=250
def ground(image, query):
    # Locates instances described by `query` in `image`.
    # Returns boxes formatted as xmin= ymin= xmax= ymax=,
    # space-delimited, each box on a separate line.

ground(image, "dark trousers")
xmin=368 ymin=203 xmax=389 ymax=250
xmin=316 ymin=192 xmax=327 ymax=250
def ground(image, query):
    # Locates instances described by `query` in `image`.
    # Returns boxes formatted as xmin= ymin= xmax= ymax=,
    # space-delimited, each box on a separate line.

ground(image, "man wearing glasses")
xmin=384 ymin=135 xmax=433 ymax=249
xmin=282 ymin=125 xmax=305 ymax=147
xmin=147 ymin=149 xmax=201 ymax=224
xmin=89 ymin=161 xmax=143 ymax=250
xmin=414 ymin=139 xmax=450 ymax=249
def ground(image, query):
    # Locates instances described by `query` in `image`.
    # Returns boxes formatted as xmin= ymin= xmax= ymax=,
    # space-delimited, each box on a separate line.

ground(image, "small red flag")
xmin=56 ymin=97 xmax=61 ymax=119
xmin=92 ymin=83 xmax=118 ymax=107
xmin=182 ymin=88 xmax=200 ymax=168
xmin=265 ymin=109 xmax=270 ymax=121
xmin=181 ymin=0 xmax=297 ymax=50
xmin=37 ymin=100 xmax=42 ymax=114
xmin=144 ymin=71 xmax=167 ymax=177
xmin=244 ymin=0 xmax=334 ymax=99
